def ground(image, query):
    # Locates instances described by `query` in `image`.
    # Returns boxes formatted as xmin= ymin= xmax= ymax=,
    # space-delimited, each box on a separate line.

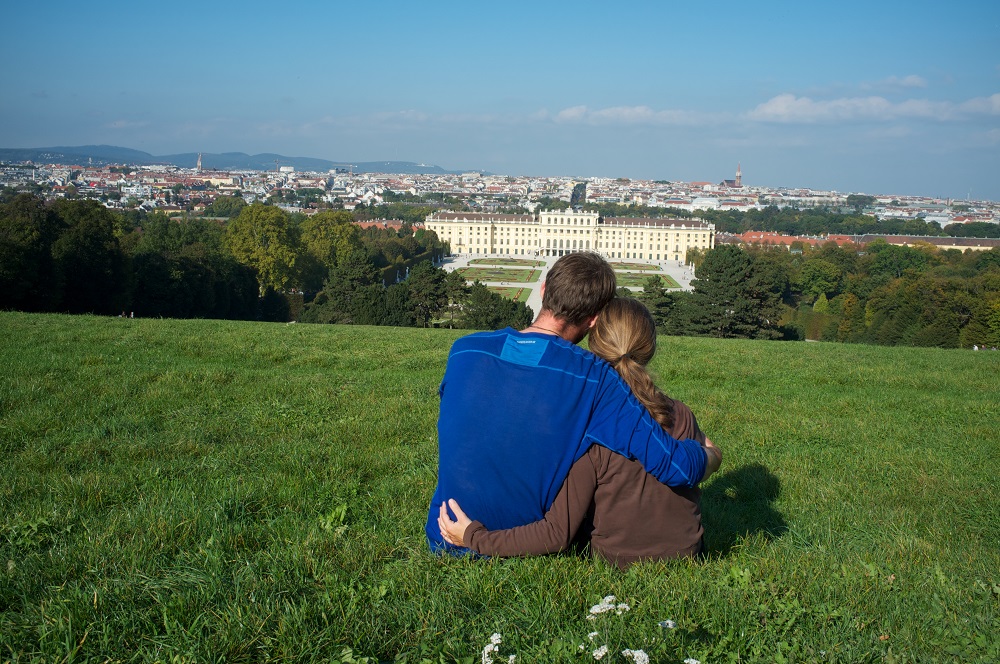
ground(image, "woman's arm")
xmin=438 ymin=451 xmax=599 ymax=556
xmin=673 ymin=402 xmax=721 ymax=482
xmin=701 ymin=435 xmax=722 ymax=480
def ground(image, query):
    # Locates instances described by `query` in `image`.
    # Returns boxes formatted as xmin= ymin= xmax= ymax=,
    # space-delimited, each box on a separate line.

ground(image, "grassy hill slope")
xmin=1 ymin=312 xmax=997 ymax=661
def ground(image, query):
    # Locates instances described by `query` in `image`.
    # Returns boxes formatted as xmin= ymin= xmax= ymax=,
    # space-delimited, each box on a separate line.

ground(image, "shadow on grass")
xmin=701 ymin=463 xmax=787 ymax=557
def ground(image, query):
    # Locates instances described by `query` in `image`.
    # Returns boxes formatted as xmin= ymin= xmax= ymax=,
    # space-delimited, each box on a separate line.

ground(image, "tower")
xmin=736 ymin=162 xmax=742 ymax=188
xmin=196 ymin=153 xmax=203 ymax=173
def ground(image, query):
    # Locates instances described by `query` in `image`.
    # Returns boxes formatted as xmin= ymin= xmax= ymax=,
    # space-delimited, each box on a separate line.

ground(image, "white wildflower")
xmin=684 ymin=658 xmax=701 ymax=664
xmin=592 ymin=644 xmax=609 ymax=660
xmin=587 ymin=631 xmax=599 ymax=641
xmin=586 ymin=614 xmax=598 ymax=621
xmin=507 ymin=656 xmax=516 ymax=663
xmin=589 ymin=596 xmax=619 ymax=615
xmin=658 ymin=619 xmax=676 ymax=629
xmin=622 ymin=649 xmax=650 ymax=664
xmin=615 ymin=602 xmax=631 ymax=615
xmin=579 ymin=644 xmax=586 ymax=651
xmin=481 ymin=634 xmax=503 ymax=664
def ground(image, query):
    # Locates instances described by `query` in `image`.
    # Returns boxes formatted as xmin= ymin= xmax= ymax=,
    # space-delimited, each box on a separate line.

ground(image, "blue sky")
xmin=2 ymin=1 xmax=998 ymax=200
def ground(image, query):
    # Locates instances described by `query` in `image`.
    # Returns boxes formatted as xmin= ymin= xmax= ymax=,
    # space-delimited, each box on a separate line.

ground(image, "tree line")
xmin=4 ymin=192 xmax=996 ymax=346
xmin=0 ymin=194 xmax=259 ymax=319
xmin=637 ymin=241 xmax=1000 ymax=348
xmin=691 ymin=205 xmax=999 ymax=239
xmin=0 ymin=194 xmax=532 ymax=330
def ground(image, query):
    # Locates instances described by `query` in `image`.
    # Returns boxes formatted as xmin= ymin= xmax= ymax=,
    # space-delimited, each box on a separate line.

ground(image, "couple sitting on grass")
xmin=426 ymin=252 xmax=722 ymax=568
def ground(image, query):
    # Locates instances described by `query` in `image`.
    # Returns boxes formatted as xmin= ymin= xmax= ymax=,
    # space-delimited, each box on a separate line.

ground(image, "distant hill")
xmin=0 ymin=145 xmax=467 ymax=175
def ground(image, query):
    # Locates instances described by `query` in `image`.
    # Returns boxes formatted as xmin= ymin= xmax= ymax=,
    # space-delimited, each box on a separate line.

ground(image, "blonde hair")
xmin=588 ymin=298 xmax=675 ymax=431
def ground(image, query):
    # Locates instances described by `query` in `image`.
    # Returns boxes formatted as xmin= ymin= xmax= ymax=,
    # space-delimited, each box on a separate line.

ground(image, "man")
xmin=425 ymin=252 xmax=715 ymax=552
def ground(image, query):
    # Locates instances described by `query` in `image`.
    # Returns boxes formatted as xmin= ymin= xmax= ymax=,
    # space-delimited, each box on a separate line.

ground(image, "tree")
xmin=864 ymin=241 xmax=931 ymax=280
xmin=975 ymin=248 xmax=1000 ymax=272
xmin=639 ymin=287 xmax=696 ymax=336
xmin=407 ymin=261 xmax=448 ymax=327
xmin=836 ymin=293 xmax=866 ymax=342
xmin=943 ymin=221 xmax=1000 ymax=238
xmin=461 ymin=281 xmax=532 ymax=330
xmin=643 ymin=275 xmax=665 ymax=294
xmin=687 ymin=245 xmax=784 ymax=340
xmin=383 ymin=283 xmax=415 ymax=327
xmin=0 ymin=194 xmax=64 ymax=311
xmin=846 ymin=194 xmax=877 ymax=212
xmin=798 ymin=258 xmax=842 ymax=302
xmin=50 ymin=199 xmax=129 ymax=314
xmin=443 ymin=269 xmax=468 ymax=327
xmin=224 ymin=203 xmax=299 ymax=295
xmin=299 ymin=210 xmax=361 ymax=291
xmin=685 ymin=246 xmax=707 ymax=270
xmin=203 ymin=195 xmax=246 ymax=218
xmin=300 ymin=251 xmax=380 ymax=324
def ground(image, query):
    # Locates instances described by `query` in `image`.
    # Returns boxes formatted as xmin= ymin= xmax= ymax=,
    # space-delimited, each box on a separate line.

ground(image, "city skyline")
xmin=2 ymin=1 xmax=998 ymax=201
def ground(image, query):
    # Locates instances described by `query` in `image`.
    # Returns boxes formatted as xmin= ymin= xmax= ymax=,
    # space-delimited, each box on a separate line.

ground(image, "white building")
xmin=425 ymin=209 xmax=715 ymax=262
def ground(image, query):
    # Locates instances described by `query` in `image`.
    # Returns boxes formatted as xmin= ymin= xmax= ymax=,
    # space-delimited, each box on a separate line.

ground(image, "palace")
xmin=425 ymin=209 xmax=715 ymax=261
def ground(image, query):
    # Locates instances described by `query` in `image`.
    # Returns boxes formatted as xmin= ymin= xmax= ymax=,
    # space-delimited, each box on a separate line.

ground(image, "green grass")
xmin=469 ymin=259 xmax=544 ymax=268
xmin=615 ymin=272 xmax=680 ymax=288
xmin=456 ymin=267 xmax=540 ymax=283
xmin=1 ymin=312 xmax=998 ymax=662
xmin=486 ymin=286 xmax=533 ymax=303
xmin=609 ymin=262 xmax=660 ymax=271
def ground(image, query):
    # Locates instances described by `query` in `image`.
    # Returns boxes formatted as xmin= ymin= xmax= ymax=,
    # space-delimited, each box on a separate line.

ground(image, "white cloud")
xmin=748 ymin=94 xmax=893 ymax=122
xmin=555 ymin=105 xmax=588 ymax=122
xmin=894 ymin=74 xmax=928 ymax=88
xmin=372 ymin=109 xmax=430 ymax=123
xmin=862 ymin=74 xmax=928 ymax=91
xmin=107 ymin=119 xmax=150 ymax=129
xmin=747 ymin=93 xmax=999 ymax=123
xmin=553 ymin=104 xmax=719 ymax=126
xmin=960 ymin=93 xmax=1000 ymax=115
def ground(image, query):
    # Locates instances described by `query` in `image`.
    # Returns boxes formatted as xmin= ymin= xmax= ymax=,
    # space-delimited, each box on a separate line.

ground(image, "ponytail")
xmin=591 ymin=298 xmax=675 ymax=432
xmin=614 ymin=355 xmax=675 ymax=432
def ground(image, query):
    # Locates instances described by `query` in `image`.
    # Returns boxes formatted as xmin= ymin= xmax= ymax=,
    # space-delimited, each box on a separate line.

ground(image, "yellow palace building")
xmin=425 ymin=209 xmax=715 ymax=262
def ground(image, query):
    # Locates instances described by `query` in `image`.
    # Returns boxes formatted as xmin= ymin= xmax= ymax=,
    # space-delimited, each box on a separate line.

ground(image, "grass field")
xmin=616 ymin=272 xmax=681 ymax=288
xmin=486 ymin=286 xmax=532 ymax=303
xmin=1 ymin=312 xmax=998 ymax=662
xmin=609 ymin=262 xmax=660 ymax=271
xmin=456 ymin=267 xmax=540 ymax=283
xmin=469 ymin=259 xmax=545 ymax=268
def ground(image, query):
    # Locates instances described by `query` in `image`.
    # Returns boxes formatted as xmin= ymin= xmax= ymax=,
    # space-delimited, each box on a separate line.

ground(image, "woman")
xmin=438 ymin=297 xmax=721 ymax=568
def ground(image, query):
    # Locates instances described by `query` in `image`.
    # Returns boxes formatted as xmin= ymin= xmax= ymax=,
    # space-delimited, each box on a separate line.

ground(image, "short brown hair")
xmin=542 ymin=253 xmax=617 ymax=325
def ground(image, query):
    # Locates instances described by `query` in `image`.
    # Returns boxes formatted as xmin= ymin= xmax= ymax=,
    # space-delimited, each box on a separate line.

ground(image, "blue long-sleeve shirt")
xmin=425 ymin=328 xmax=707 ymax=552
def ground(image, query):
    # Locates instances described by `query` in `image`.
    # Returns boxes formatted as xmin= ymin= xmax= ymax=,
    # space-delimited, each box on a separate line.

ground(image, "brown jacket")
xmin=465 ymin=400 xmax=705 ymax=568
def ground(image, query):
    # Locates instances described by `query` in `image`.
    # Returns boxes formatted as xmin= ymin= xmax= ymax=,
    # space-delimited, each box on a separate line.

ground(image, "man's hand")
xmin=702 ymin=436 xmax=722 ymax=481
xmin=438 ymin=499 xmax=473 ymax=547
